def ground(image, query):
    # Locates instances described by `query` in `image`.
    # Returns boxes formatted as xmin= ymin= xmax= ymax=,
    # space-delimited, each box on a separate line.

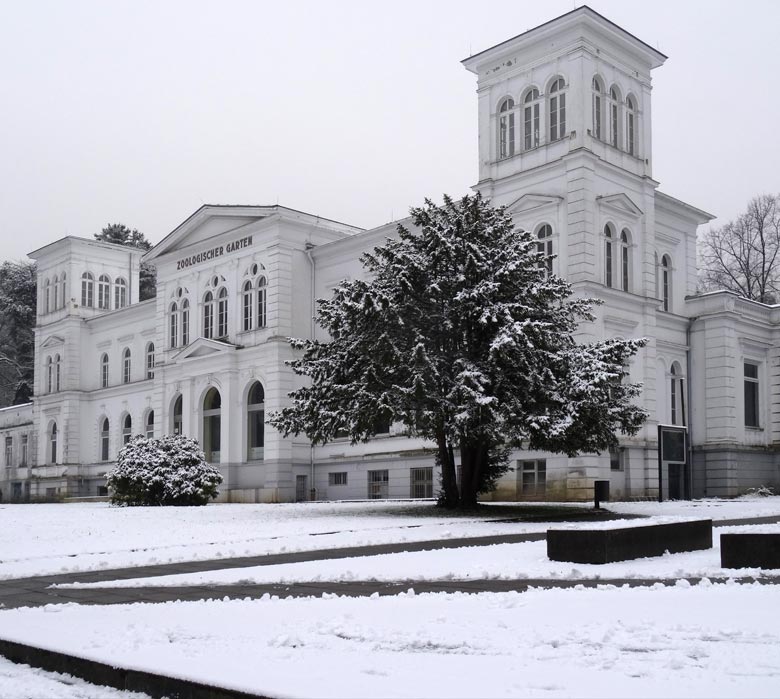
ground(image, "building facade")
xmin=2 ymin=7 xmax=778 ymax=503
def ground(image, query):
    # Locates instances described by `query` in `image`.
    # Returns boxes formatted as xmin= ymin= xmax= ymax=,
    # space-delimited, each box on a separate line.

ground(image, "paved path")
xmin=1 ymin=513 xmax=778 ymax=610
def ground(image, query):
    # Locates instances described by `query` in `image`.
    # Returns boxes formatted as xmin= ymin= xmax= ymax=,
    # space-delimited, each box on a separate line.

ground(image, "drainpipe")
xmin=686 ymin=316 xmax=697 ymax=498
xmin=305 ymin=242 xmax=316 ymax=501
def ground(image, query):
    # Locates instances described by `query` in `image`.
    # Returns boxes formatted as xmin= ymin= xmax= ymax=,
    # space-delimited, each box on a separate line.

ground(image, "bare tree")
xmin=699 ymin=194 xmax=780 ymax=303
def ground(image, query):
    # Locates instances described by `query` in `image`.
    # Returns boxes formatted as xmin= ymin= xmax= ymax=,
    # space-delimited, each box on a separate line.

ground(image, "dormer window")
xmin=548 ymin=78 xmax=566 ymax=142
xmin=523 ymin=88 xmax=540 ymax=150
xmin=498 ymin=98 xmax=515 ymax=159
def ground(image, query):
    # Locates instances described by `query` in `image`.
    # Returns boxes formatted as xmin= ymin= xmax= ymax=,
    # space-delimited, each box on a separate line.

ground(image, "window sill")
xmin=745 ymin=426 xmax=763 ymax=431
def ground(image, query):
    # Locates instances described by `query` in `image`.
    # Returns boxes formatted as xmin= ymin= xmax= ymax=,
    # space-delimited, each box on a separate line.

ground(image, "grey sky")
xmin=1 ymin=0 xmax=778 ymax=260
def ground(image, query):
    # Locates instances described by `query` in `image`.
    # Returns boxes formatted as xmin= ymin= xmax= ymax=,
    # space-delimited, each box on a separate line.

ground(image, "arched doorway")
xmin=203 ymin=388 xmax=221 ymax=463
xmin=247 ymin=381 xmax=264 ymax=460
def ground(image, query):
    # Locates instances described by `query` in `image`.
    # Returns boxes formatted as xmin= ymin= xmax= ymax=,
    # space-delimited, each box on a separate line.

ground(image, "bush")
xmin=107 ymin=434 xmax=223 ymax=506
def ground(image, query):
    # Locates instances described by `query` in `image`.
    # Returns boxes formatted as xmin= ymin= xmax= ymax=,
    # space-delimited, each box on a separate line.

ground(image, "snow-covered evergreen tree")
xmin=107 ymin=434 xmax=222 ymax=506
xmin=270 ymin=194 xmax=647 ymax=508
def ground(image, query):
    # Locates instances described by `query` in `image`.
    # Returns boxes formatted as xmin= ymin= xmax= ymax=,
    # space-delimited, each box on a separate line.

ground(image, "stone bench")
xmin=720 ymin=533 xmax=780 ymax=569
xmin=547 ymin=519 xmax=713 ymax=564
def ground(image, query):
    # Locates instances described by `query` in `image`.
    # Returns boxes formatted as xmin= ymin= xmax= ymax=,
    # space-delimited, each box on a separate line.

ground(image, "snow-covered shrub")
xmin=742 ymin=485 xmax=776 ymax=498
xmin=107 ymin=435 xmax=222 ymax=506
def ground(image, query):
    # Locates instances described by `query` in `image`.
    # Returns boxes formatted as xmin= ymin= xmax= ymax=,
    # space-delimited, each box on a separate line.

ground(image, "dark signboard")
xmin=661 ymin=427 xmax=686 ymax=463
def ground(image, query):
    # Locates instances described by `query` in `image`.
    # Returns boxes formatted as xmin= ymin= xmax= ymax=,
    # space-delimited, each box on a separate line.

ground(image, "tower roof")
xmin=462 ymin=5 xmax=666 ymax=75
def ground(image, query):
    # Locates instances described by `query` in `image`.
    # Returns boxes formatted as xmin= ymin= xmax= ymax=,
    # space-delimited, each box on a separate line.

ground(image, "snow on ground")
xmin=1 ymin=497 xmax=778 ymax=580
xmin=0 ymin=501 xmax=552 ymax=580
xmin=57 ymin=524 xmax=780 ymax=589
xmin=0 ymin=583 xmax=778 ymax=698
xmin=0 ymin=656 xmax=150 ymax=699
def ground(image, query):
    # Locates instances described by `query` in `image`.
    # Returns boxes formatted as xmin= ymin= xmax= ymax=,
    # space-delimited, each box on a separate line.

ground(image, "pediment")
xmin=145 ymin=205 xmax=274 ymax=263
xmin=596 ymin=193 xmax=643 ymax=218
xmin=173 ymin=337 xmax=237 ymax=361
xmin=40 ymin=335 xmax=65 ymax=349
xmin=505 ymin=193 xmax=564 ymax=215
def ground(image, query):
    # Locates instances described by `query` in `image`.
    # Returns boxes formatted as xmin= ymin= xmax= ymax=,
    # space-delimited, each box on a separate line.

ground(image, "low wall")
xmin=547 ymin=519 xmax=713 ymax=564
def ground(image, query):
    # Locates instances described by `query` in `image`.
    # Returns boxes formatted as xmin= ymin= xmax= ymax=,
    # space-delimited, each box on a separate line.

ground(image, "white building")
xmin=2 ymin=6 xmax=777 ymax=503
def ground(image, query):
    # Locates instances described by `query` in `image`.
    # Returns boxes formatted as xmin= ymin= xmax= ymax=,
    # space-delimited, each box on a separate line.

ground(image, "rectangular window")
xmin=593 ymin=95 xmax=601 ymax=139
xmin=627 ymin=113 xmax=635 ymax=155
xmin=744 ymin=362 xmax=760 ymax=427
xmin=622 ymin=245 xmax=629 ymax=292
xmin=410 ymin=467 xmax=433 ymax=499
xmin=611 ymin=103 xmax=618 ymax=147
xmin=368 ymin=469 xmax=389 ymax=499
xmin=519 ymin=459 xmax=546 ymax=498
xmin=550 ymin=96 xmax=558 ymax=142
xmin=4 ymin=436 xmax=12 ymax=466
xmin=329 ymin=472 xmax=348 ymax=486
xmin=20 ymin=434 xmax=28 ymax=466
xmin=609 ymin=449 xmax=623 ymax=472
xmin=605 ymin=241 xmax=613 ymax=288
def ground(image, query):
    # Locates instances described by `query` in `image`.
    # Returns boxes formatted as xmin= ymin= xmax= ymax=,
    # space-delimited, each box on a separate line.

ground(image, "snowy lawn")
xmin=1 ymin=497 xmax=779 ymax=581
xmin=1 ymin=583 xmax=778 ymax=698
xmin=56 ymin=524 xmax=780 ymax=589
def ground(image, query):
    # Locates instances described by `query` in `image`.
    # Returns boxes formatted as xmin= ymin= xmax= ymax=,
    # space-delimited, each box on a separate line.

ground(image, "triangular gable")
xmin=596 ymin=193 xmax=643 ymax=218
xmin=172 ymin=337 xmax=238 ymax=361
xmin=505 ymin=193 xmax=564 ymax=215
xmin=40 ymin=335 xmax=65 ymax=349
xmin=144 ymin=205 xmax=274 ymax=263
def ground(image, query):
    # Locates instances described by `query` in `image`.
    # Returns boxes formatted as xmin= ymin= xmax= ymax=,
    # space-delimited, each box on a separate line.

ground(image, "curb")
xmin=0 ymin=638 xmax=269 ymax=699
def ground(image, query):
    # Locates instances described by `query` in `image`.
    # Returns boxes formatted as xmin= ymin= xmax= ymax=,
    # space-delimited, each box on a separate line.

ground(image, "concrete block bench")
xmin=547 ymin=519 xmax=713 ymax=564
xmin=720 ymin=533 xmax=780 ymax=569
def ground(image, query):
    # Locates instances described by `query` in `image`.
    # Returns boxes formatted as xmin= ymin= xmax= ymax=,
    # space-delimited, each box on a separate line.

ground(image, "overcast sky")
xmin=1 ymin=0 xmax=778 ymax=260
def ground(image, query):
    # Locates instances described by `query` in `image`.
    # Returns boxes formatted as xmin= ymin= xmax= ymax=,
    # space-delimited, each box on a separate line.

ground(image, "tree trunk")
xmin=459 ymin=440 xmax=490 ymax=509
xmin=437 ymin=433 xmax=459 ymax=508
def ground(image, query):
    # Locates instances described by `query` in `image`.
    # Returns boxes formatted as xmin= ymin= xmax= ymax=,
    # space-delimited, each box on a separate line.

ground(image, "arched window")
xmin=242 ymin=280 xmax=254 ymax=331
xmin=100 ymin=418 xmax=110 ymax=461
xmin=100 ymin=353 xmax=109 ymax=388
xmin=536 ymin=224 xmax=553 ymax=275
xmin=122 ymin=347 xmax=131 ymax=384
xmin=203 ymin=291 xmax=214 ymax=339
xmin=670 ymin=363 xmax=686 ymax=426
xmin=620 ymin=229 xmax=631 ymax=292
xmin=122 ymin=414 xmax=132 ymax=445
xmin=247 ymin=381 xmax=265 ymax=460
xmin=203 ymin=387 xmax=221 ymax=463
xmin=49 ymin=422 xmax=57 ymax=464
xmin=145 ymin=410 xmax=154 ymax=439
xmin=54 ymin=354 xmax=61 ymax=392
xmin=59 ymin=273 xmax=67 ymax=309
xmin=145 ymin=342 xmax=155 ymax=380
xmin=217 ymin=287 xmax=229 ymax=338
xmin=523 ymin=88 xmax=540 ymax=150
xmin=114 ymin=278 xmax=127 ymax=308
xmin=52 ymin=275 xmax=59 ymax=311
xmin=181 ymin=298 xmax=190 ymax=345
xmin=169 ymin=302 xmax=178 ymax=349
xmin=45 ymin=356 xmax=53 ymax=393
xmin=81 ymin=272 xmax=94 ymax=307
xmin=661 ymin=255 xmax=672 ymax=312
xmin=548 ymin=78 xmax=566 ymax=142
xmin=609 ymin=86 xmax=621 ymax=148
xmin=172 ymin=394 xmax=183 ymax=435
xmin=498 ymin=97 xmax=515 ymax=159
xmin=626 ymin=95 xmax=637 ymax=156
xmin=604 ymin=225 xmax=614 ymax=288
xmin=257 ymin=276 xmax=267 ymax=328
xmin=592 ymin=77 xmax=603 ymax=140
xmin=98 ymin=274 xmax=111 ymax=310
xmin=43 ymin=278 xmax=51 ymax=314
